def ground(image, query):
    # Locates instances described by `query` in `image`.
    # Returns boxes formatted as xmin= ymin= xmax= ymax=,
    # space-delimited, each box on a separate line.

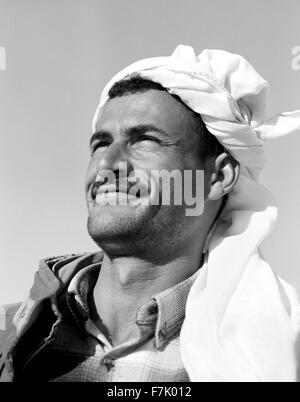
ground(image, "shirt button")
xmin=103 ymin=358 xmax=115 ymax=371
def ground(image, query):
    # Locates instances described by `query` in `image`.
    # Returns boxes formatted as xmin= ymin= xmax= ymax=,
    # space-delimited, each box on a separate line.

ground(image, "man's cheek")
xmin=85 ymin=161 xmax=97 ymax=193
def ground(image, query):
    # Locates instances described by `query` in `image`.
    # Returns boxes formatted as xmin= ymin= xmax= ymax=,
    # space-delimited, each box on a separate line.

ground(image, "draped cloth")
xmin=93 ymin=45 xmax=300 ymax=381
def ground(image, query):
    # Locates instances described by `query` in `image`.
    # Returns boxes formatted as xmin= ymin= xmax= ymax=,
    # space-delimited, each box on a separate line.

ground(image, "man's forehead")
xmin=93 ymin=89 xmax=196 ymax=136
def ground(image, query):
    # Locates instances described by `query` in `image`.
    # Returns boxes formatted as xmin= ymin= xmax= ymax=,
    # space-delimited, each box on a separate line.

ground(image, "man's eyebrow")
xmin=89 ymin=131 xmax=110 ymax=146
xmin=90 ymin=124 xmax=171 ymax=145
xmin=126 ymin=124 xmax=171 ymax=139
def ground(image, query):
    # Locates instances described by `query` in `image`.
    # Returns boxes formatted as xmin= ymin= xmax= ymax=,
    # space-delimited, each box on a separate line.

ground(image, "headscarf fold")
xmin=93 ymin=45 xmax=300 ymax=381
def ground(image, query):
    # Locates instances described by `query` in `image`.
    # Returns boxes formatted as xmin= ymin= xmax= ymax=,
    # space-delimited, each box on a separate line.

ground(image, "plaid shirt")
xmin=19 ymin=259 xmax=199 ymax=382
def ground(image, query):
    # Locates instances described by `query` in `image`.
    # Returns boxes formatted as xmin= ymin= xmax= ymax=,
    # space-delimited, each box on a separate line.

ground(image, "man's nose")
xmin=96 ymin=141 xmax=133 ymax=176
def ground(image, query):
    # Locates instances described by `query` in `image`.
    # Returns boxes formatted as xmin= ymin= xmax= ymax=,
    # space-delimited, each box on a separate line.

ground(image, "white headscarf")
xmin=93 ymin=45 xmax=300 ymax=382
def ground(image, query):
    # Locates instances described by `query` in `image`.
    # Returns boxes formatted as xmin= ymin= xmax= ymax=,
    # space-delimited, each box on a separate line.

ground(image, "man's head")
xmin=106 ymin=74 xmax=225 ymax=160
xmin=85 ymin=75 xmax=239 ymax=259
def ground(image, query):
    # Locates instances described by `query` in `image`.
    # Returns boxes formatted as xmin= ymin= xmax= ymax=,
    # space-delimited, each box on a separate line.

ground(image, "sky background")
xmin=0 ymin=0 xmax=299 ymax=304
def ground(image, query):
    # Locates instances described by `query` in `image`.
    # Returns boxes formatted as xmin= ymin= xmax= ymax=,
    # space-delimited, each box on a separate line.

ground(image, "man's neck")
xmin=91 ymin=243 xmax=204 ymax=346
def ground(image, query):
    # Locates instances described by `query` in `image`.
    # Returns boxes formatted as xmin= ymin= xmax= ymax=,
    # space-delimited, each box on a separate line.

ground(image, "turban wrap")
xmin=93 ymin=45 xmax=300 ymax=381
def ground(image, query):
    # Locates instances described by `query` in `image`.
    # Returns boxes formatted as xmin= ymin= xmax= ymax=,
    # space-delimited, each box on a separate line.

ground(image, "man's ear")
xmin=207 ymin=152 xmax=240 ymax=201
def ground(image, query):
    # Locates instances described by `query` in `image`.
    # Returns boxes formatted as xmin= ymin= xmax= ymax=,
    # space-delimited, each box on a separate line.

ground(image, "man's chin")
xmin=87 ymin=204 xmax=158 ymax=244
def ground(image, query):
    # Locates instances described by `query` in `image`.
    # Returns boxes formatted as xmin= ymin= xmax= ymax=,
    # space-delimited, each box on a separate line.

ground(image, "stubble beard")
xmin=87 ymin=203 xmax=160 ymax=248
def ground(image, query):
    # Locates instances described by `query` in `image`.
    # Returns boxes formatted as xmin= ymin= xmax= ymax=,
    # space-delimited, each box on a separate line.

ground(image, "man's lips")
xmin=90 ymin=181 xmax=141 ymax=200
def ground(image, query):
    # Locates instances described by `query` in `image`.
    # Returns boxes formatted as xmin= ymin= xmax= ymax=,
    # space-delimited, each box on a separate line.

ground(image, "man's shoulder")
xmin=42 ymin=251 xmax=103 ymax=269
xmin=40 ymin=252 xmax=90 ymax=271
xmin=39 ymin=251 xmax=104 ymax=282
xmin=0 ymin=251 xmax=103 ymax=347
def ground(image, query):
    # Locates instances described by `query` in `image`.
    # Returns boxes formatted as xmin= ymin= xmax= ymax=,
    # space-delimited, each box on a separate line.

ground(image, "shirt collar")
xmin=67 ymin=263 xmax=100 ymax=322
xmin=67 ymin=261 xmax=200 ymax=349
xmin=152 ymin=270 xmax=200 ymax=348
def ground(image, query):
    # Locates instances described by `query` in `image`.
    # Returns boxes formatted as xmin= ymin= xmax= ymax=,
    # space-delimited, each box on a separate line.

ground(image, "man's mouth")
xmin=90 ymin=180 xmax=141 ymax=201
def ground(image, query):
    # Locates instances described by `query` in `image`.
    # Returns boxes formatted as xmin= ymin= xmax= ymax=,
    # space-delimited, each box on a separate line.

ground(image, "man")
xmin=1 ymin=45 xmax=300 ymax=382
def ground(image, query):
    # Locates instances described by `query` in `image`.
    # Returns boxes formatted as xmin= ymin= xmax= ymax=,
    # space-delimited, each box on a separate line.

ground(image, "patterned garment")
xmin=21 ymin=262 xmax=199 ymax=382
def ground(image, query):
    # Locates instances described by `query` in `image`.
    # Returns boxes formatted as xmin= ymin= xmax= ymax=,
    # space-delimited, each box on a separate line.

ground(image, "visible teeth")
xmin=95 ymin=192 xmax=130 ymax=206
xmin=95 ymin=175 xmax=105 ymax=183
xmin=91 ymin=182 xmax=101 ymax=199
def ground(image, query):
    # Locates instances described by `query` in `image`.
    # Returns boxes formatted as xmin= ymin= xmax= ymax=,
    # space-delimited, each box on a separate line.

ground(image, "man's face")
xmin=85 ymin=89 xmax=206 ymax=248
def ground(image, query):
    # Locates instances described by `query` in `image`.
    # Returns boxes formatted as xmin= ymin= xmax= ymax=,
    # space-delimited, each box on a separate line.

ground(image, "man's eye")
xmin=137 ymin=135 xmax=160 ymax=143
xmin=91 ymin=142 xmax=110 ymax=153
